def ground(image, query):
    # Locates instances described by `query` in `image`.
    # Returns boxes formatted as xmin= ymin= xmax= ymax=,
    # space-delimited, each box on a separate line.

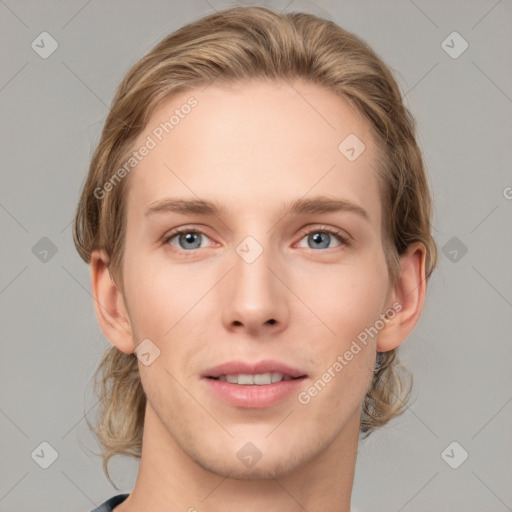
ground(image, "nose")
xmin=221 ymin=239 xmax=289 ymax=337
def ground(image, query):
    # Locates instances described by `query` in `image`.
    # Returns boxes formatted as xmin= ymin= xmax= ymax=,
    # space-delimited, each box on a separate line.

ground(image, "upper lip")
xmin=202 ymin=359 xmax=307 ymax=379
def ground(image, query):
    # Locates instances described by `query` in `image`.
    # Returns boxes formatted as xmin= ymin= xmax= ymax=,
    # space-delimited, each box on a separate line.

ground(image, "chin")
xmin=198 ymin=453 xmax=302 ymax=481
xmin=186 ymin=433 xmax=319 ymax=481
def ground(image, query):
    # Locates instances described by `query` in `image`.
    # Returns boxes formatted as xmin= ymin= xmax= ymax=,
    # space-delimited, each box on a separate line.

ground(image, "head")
xmin=74 ymin=6 xmax=437 ymax=486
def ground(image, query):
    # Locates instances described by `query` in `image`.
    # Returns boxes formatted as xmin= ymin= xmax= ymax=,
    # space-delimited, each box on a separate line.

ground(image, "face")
xmin=118 ymin=79 xmax=393 ymax=479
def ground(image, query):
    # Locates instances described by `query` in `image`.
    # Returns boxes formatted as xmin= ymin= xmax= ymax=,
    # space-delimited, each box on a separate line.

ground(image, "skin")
xmin=91 ymin=78 xmax=426 ymax=512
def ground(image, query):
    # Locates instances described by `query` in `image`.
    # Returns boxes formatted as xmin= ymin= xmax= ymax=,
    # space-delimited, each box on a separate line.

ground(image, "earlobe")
xmin=377 ymin=242 xmax=427 ymax=352
xmin=90 ymin=249 xmax=135 ymax=354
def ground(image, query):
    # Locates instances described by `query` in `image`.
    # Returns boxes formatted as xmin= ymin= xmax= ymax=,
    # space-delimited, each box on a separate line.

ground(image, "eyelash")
xmin=162 ymin=225 xmax=351 ymax=254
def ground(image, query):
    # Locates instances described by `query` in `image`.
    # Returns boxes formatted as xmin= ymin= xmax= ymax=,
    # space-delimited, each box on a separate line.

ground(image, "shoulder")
xmin=89 ymin=493 xmax=130 ymax=512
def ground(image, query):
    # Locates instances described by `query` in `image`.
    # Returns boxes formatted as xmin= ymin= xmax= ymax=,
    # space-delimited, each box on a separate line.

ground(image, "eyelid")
xmin=162 ymin=224 xmax=215 ymax=245
xmin=294 ymin=224 xmax=351 ymax=247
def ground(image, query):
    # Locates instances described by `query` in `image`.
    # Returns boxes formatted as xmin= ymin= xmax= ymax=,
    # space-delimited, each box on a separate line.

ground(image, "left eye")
xmin=296 ymin=229 xmax=347 ymax=250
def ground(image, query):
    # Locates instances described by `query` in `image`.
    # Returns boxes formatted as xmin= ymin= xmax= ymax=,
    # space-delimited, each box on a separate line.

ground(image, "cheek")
xmin=296 ymin=266 xmax=382 ymax=420
xmin=294 ymin=258 xmax=388 ymax=343
xmin=121 ymin=243 xmax=194 ymax=341
xmin=293 ymin=258 xmax=386 ymax=400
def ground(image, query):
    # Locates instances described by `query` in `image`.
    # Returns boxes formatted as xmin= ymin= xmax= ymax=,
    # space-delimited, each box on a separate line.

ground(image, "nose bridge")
xmin=233 ymin=233 xmax=277 ymax=303
xmin=222 ymin=231 xmax=288 ymax=332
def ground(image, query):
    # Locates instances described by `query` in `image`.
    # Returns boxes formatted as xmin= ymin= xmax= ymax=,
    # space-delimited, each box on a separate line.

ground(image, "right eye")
xmin=163 ymin=228 xmax=214 ymax=251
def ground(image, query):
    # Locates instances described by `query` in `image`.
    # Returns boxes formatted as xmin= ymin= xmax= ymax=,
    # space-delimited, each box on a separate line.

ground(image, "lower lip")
xmin=203 ymin=377 xmax=307 ymax=409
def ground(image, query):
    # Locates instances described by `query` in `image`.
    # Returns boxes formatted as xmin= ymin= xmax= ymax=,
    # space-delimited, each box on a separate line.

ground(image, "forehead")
xmin=125 ymin=79 xmax=382 ymax=226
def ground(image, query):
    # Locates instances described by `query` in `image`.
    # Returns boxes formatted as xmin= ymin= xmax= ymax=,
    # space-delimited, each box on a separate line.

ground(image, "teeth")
xmin=216 ymin=372 xmax=294 ymax=385
xmin=256 ymin=373 xmax=273 ymax=384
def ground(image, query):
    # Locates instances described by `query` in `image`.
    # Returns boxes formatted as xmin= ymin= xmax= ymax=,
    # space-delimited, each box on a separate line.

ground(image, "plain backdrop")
xmin=1 ymin=1 xmax=511 ymax=511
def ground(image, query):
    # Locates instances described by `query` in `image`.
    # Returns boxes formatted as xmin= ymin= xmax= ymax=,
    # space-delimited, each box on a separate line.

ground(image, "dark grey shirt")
xmin=90 ymin=493 xmax=129 ymax=511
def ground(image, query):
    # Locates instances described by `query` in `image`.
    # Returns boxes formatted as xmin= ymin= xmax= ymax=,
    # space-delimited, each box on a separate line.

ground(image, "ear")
xmin=90 ymin=249 xmax=135 ymax=354
xmin=377 ymin=242 xmax=427 ymax=352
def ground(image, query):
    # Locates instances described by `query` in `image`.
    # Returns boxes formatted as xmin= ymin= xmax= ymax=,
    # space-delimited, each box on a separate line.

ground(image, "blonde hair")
xmin=73 ymin=6 xmax=438 ymax=486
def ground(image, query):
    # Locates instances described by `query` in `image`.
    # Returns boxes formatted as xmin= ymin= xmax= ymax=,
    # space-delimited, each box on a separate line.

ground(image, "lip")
xmin=201 ymin=359 xmax=308 ymax=409
xmin=203 ymin=376 xmax=307 ymax=408
xmin=201 ymin=359 xmax=307 ymax=379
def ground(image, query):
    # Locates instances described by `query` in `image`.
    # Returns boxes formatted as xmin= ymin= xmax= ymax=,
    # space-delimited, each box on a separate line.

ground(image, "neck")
xmin=116 ymin=404 xmax=360 ymax=512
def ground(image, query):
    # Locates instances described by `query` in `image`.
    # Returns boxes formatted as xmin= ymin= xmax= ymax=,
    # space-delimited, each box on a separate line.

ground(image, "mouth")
xmin=202 ymin=360 xmax=308 ymax=408
xmin=207 ymin=372 xmax=306 ymax=385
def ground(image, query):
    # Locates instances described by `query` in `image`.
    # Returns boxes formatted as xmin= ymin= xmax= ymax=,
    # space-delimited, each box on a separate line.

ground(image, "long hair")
xmin=73 ymin=6 xmax=438 ymax=486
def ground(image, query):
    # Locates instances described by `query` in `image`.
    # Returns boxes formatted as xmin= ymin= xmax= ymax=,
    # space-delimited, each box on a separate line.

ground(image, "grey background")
xmin=1 ymin=1 xmax=511 ymax=511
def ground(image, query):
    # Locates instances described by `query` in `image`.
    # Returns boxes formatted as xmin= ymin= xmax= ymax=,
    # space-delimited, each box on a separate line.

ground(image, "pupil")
xmin=310 ymin=232 xmax=329 ymax=249
xmin=180 ymin=232 xmax=201 ymax=249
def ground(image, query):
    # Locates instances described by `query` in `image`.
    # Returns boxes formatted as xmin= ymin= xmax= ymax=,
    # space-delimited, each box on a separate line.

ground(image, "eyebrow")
xmin=144 ymin=196 xmax=370 ymax=222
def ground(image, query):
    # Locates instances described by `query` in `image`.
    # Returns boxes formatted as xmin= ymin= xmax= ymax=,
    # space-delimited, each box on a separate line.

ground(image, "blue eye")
xmin=296 ymin=228 xmax=348 ymax=250
xmin=163 ymin=225 xmax=349 ymax=254
xmin=165 ymin=229 xmax=211 ymax=250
